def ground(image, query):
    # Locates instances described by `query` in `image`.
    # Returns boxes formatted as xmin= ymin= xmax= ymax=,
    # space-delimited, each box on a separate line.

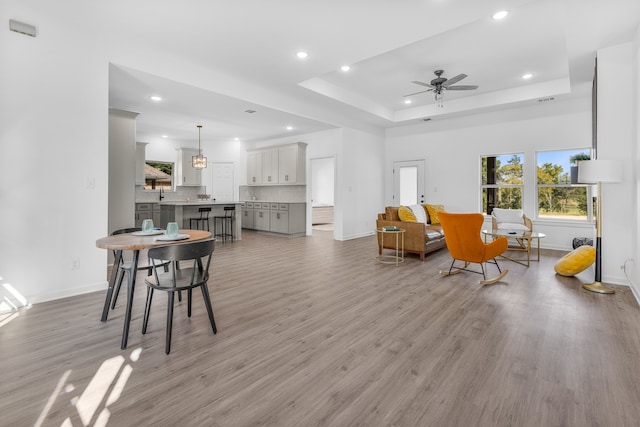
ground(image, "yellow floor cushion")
xmin=554 ymin=245 xmax=596 ymax=276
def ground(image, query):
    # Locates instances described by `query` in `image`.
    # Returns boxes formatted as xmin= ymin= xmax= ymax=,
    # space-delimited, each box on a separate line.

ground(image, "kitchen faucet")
xmin=159 ymin=187 xmax=164 ymax=201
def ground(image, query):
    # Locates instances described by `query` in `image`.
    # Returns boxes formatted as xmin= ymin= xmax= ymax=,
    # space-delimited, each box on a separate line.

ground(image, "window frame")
xmin=480 ymin=153 xmax=525 ymax=215
xmin=535 ymin=148 xmax=593 ymax=222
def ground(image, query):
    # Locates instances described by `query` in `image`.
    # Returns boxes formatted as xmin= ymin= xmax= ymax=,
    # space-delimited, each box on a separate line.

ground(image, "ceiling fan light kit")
xmin=404 ymin=70 xmax=478 ymax=107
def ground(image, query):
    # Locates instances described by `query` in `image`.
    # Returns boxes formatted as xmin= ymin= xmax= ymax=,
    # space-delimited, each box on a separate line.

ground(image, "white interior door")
xmin=393 ymin=160 xmax=426 ymax=205
xmin=210 ymin=162 xmax=234 ymax=201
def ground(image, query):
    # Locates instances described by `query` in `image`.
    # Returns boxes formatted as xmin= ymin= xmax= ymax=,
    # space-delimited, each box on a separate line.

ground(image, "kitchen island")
xmin=159 ymin=201 xmax=242 ymax=240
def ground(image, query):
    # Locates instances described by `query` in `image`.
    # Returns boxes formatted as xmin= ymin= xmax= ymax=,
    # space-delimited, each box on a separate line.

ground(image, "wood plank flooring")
xmin=2 ymin=230 xmax=640 ymax=426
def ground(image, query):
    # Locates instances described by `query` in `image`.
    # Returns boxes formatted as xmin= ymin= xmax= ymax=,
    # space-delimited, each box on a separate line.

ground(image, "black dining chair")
xmin=104 ymin=228 xmax=170 ymax=319
xmin=143 ymin=239 xmax=217 ymax=354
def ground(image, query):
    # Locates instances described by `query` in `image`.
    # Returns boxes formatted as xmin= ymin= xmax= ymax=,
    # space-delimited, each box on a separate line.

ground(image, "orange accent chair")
xmin=438 ymin=212 xmax=509 ymax=285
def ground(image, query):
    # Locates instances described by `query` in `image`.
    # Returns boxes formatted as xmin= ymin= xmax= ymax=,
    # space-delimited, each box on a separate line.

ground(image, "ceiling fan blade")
xmin=403 ymin=89 xmax=431 ymax=97
xmin=441 ymin=73 xmax=467 ymax=87
xmin=411 ymin=80 xmax=435 ymax=88
xmin=446 ymin=85 xmax=479 ymax=91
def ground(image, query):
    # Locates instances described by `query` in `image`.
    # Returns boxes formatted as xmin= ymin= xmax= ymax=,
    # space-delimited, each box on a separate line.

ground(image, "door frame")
xmin=393 ymin=159 xmax=426 ymax=205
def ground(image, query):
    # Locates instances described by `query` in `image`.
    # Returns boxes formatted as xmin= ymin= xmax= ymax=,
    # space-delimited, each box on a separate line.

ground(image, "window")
xmin=536 ymin=149 xmax=590 ymax=220
xmin=144 ymin=161 xmax=174 ymax=190
xmin=481 ymin=153 xmax=524 ymax=214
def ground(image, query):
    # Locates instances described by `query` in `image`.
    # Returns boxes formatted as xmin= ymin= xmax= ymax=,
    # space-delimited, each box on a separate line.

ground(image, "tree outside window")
xmin=481 ymin=153 xmax=523 ymax=215
xmin=536 ymin=149 xmax=590 ymax=220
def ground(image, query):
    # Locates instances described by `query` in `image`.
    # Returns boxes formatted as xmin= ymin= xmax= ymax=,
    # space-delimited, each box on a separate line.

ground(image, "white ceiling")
xmin=106 ymin=0 xmax=640 ymax=145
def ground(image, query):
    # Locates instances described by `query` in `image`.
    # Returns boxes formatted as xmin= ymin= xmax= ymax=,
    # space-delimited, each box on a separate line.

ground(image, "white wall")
xmin=634 ymin=26 xmax=640 ymax=300
xmin=597 ymin=43 xmax=636 ymax=287
xmin=1 ymin=2 xmax=109 ymax=303
xmin=338 ymin=128 xmax=385 ymax=240
xmin=108 ymin=110 xmax=137 ymax=234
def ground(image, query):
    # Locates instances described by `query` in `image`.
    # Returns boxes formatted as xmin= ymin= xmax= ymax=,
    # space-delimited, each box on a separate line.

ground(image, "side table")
xmin=376 ymin=227 xmax=405 ymax=266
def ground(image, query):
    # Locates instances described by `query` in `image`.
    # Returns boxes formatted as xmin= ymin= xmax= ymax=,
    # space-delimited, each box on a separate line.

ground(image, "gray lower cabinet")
xmin=241 ymin=201 xmax=305 ymax=236
xmin=135 ymin=203 xmax=152 ymax=227
xmin=254 ymin=203 xmax=271 ymax=231
xmin=135 ymin=203 xmax=163 ymax=228
xmin=241 ymin=202 xmax=255 ymax=229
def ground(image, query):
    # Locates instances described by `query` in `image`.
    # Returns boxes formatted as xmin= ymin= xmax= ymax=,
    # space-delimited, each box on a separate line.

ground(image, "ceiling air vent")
xmin=537 ymin=96 xmax=555 ymax=103
xmin=9 ymin=19 xmax=36 ymax=37
xmin=244 ymin=109 xmax=256 ymax=114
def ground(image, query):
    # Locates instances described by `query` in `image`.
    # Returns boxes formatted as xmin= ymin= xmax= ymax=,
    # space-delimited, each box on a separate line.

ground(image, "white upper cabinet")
xmin=176 ymin=148 xmax=202 ymax=186
xmin=247 ymin=150 xmax=262 ymax=184
xmin=278 ymin=143 xmax=306 ymax=184
xmin=262 ymin=149 xmax=279 ymax=184
xmin=246 ymin=142 xmax=306 ymax=186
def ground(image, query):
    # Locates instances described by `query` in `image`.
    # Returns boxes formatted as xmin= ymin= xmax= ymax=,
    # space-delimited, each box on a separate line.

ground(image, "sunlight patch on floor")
xmin=34 ymin=348 xmax=142 ymax=426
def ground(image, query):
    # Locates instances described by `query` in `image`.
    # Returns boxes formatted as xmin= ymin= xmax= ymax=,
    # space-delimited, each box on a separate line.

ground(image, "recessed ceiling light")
xmin=341 ymin=65 xmax=351 ymax=72
xmin=404 ymin=99 xmax=412 ymax=105
xmin=150 ymin=95 xmax=162 ymax=102
xmin=296 ymin=51 xmax=308 ymax=59
xmin=234 ymin=137 xmax=239 ymax=141
xmin=492 ymin=10 xmax=509 ymax=20
xmin=162 ymin=135 xmax=168 ymax=138
xmin=286 ymin=126 xmax=293 ymax=131
xmin=521 ymin=73 xmax=533 ymax=80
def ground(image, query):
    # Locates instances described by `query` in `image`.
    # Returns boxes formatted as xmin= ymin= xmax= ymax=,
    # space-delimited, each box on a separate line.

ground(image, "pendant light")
xmin=192 ymin=125 xmax=207 ymax=169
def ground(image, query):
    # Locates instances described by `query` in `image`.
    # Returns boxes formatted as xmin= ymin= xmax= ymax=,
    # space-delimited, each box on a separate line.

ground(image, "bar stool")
xmin=189 ymin=207 xmax=211 ymax=231
xmin=214 ymin=206 xmax=235 ymax=242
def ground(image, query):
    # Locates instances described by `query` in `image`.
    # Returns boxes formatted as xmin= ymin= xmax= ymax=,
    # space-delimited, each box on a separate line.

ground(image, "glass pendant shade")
xmin=192 ymin=125 xmax=207 ymax=169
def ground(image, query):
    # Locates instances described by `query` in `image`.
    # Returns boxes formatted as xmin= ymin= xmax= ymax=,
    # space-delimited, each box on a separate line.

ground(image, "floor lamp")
xmin=577 ymin=159 xmax=623 ymax=294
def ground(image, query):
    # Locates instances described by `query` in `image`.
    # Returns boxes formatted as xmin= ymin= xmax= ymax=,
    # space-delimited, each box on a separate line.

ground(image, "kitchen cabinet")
xmin=241 ymin=202 xmax=255 ymax=229
xmin=247 ymin=151 xmax=262 ymax=184
xmin=135 ymin=142 xmax=148 ymax=186
xmin=135 ymin=203 xmax=152 ymax=227
xmin=246 ymin=142 xmax=306 ymax=186
xmin=135 ymin=203 xmax=162 ymax=227
xmin=254 ymin=202 xmax=271 ymax=231
xmin=262 ymin=149 xmax=279 ymax=184
xmin=176 ymin=148 xmax=202 ymax=186
xmin=270 ymin=203 xmax=289 ymax=234
xmin=278 ymin=144 xmax=305 ymax=184
xmin=241 ymin=201 xmax=305 ymax=235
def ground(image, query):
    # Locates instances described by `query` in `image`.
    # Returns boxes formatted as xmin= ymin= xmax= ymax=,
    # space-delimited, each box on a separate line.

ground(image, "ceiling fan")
xmin=404 ymin=70 xmax=478 ymax=107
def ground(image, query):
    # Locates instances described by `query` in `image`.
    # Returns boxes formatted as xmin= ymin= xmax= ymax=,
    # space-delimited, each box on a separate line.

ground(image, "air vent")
xmin=422 ymin=117 xmax=432 ymax=122
xmin=537 ymin=96 xmax=555 ymax=103
xmin=9 ymin=19 xmax=36 ymax=37
xmin=244 ymin=109 xmax=256 ymax=114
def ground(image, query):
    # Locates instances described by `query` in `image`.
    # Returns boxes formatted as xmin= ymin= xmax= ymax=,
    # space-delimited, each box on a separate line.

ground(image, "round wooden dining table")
xmin=96 ymin=229 xmax=212 ymax=349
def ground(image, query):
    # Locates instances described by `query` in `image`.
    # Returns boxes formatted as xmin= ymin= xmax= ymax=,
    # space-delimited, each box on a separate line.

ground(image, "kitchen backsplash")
xmin=135 ymin=185 xmax=205 ymax=203
xmin=239 ymin=185 xmax=306 ymax=202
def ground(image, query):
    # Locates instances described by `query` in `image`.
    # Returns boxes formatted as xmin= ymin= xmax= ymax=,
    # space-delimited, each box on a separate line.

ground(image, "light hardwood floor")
xmin=2 ymin=230 xmax=640 ymax=426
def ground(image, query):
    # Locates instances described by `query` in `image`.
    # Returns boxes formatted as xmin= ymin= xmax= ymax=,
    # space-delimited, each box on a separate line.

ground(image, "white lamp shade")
xmin=577 ymin=160 xmax=623 ymax=184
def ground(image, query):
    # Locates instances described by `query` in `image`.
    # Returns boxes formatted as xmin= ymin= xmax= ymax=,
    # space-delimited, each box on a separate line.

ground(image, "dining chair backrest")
xmin=199 ymin=207 xmax=212 ymax=218
xmin=223 ymin=206 xmax=235 ymax=217
xmin=148 ymin=239 xmax=215 ymax=285
xmin=112 ymin=227 xmax=141 ymax=235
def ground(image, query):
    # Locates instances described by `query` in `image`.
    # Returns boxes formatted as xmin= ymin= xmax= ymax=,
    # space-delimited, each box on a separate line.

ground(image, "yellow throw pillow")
xmin=398 ymin=206 xmax=416 ymax=222
xmin=425 ymin=204 xmax=445 ymax=225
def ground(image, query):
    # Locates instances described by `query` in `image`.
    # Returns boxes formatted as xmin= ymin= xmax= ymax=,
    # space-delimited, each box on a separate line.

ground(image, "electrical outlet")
xmin=71 ymin=259 xmax=80 ymax=270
